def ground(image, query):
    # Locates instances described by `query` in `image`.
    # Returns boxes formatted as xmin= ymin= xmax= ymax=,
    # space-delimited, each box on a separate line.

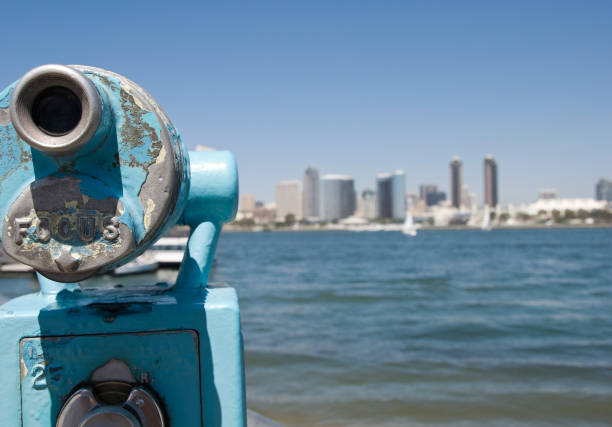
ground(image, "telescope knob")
xmin=56 ymin=387 xmax=164 ymax=427
xmin=56 ymin=360 xmax=165 ymax=427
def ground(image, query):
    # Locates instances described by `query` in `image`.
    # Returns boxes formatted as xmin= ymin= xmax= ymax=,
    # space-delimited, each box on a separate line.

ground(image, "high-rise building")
xmin=595 ymin=179 xmax=612 ymax=202
xmin=275 ymin=180 xmax=302 ymax=221
xmin=302 ymin=166 xmax=320 ymax=220
xmin=322 ymin=175 xmax=356 ymax=221
xmin=450 ymin=157 xmax=462 ymax=209
xmin=419 ymin=185 xmax=437 ymax=201
xmin=376 ymin=173 xmax=393 ymax=219
xmin=359 ymin=189 xmax=377 ymax=220
xmin=391 ymin=170 xmax=406 ymax=220
xmin=237 ymin=194 xmax=256 ymax=219
xmin=428 ymin=191 xmax=446 ymax=207
xmin=420 ymin=185 xmax=446 ymax=207
xmin=484 ymin=155 xmax=498 ymax=207
xmin=238 ymin=194 xmax=256 ymax=214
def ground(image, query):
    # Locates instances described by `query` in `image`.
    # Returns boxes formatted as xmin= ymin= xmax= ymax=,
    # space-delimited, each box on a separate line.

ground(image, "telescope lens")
xmin=31 ymin=86 xmax=82 ymax=136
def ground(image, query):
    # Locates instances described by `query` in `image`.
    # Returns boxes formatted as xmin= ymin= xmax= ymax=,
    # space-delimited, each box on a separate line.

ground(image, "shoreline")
xmin=223 ymin=223 xmax=612 ymax=233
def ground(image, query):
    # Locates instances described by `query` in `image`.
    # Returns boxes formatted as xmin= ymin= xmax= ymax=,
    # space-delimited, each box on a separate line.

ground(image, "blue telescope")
xmin=0 ymin=65 xmax=244 ymax=426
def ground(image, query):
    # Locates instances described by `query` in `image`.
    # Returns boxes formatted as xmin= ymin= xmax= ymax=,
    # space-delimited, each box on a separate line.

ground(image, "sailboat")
xmin=402 ymin=211 xmax=417 ymax=236
xmin=481 ymin=205 xmax=492 ymax=231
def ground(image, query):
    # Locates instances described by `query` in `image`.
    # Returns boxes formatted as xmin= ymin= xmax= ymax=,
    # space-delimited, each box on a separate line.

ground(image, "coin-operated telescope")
xmin=0 ymin=65 xmax=243 ymax=426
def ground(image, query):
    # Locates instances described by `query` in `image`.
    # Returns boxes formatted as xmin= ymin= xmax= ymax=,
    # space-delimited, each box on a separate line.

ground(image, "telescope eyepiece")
xmin=31 ymin=86 xmax=82 ymax=136
xmin=9 ymin=64 xmax=101 ymax=155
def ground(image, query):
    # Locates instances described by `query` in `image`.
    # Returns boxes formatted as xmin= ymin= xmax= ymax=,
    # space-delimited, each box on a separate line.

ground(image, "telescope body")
xmin=0 ymin=65 xmax=244 ymax=426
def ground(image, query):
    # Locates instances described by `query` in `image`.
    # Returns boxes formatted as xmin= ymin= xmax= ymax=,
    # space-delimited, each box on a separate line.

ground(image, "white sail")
xmin=481 ymin=205 xmax=492 ymax=231
xmin=402 ymin=211 xmax=417 ymax=236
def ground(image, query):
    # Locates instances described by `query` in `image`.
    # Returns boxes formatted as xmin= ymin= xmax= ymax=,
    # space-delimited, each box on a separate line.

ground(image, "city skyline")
xmin=236 ymin=157 xmax=610 ymax=227
xmin=255 ymin=154 xmax=609 ymax=207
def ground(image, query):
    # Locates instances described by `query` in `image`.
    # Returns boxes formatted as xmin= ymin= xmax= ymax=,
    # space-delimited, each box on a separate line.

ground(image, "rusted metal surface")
xmin=0 ymin=65 xmax=189 ymax=281
xmin=2 ymin=176 xmax=134 ymax=282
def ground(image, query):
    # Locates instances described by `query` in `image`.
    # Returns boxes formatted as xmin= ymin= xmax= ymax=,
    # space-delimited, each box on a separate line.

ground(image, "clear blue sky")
xmin=2 ymin=1 xmax=611 ymax=204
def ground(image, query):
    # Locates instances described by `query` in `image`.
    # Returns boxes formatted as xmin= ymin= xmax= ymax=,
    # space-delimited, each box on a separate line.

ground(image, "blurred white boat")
xmin=112 ymin=236 xmax=188 ymax=274
xmin=0 ymin=263 xmax=33 ymax=273
xmin=402 ymin=212 xmax=417 ymax=236
xmin=481 ymin=205 xmax=492 ymax=231
xmin=0 ymin=248 xmax=33 ymax=273
xmin=150 ymin=237 xmax=187 ymax=267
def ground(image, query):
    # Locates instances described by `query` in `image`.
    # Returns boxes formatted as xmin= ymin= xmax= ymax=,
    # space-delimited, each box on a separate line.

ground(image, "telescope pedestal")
xmin=0 ymin=284 xmax=246 ymax=426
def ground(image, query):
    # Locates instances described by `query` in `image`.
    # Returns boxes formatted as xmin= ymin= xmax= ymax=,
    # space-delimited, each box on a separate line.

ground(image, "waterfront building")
xmin=238 ymin=194 xmax=256 ymax=214
xmin=595 ymin=179 xmax=612 ymax=202
xmin=391 ymin=171 xmax=406 ymax=220
xmin=524 ymin=198 xmax=606 ymax=216
xmin=428 ymin=191 xmax=446 ymax=207
xmin=302 ymin=166 xmax=320 ymax=220
xmin=236 ymin=194 xmax=256 ymax=220
xmin=420 ymin=184 xmax=446 ymax=207
xmin=419 ymin=184 xmax=437 ymax=201
xmin=450 ymin=157 xmax=462 ymax=209
xmin=254 ymin=201 xmax=277 ymax=225
xmin=359 ymin=189 xmax=377 ymax=220
xmin=276 ymin=180 xmax=302 ymax=221
xmin=376 ymin=173 xmax=393 ymax=219
xmin=322 ymin=175 xmax=356 ymax=221
xmin=484 ymin=155 xmax=498 ymax=207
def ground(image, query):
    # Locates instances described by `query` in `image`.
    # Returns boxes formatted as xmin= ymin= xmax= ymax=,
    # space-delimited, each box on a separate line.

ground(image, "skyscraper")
xmin=450 ymin=157 xmax=462 ymax=209
xmin=302 ymin=166 xmax=320 ymax=220
xmin=484 ymin=155 xmax=498 ymax=207
xmin=238 ymin=194 xmax=256 ymax=215
xmin=420 ymin=184 xmax=446 ymax=207
xmin=359 ymin=190 xmax=377 ymax=219
xmin=275 ymin=180 xmax=302 ymax=221
xmin=419 ymin=184 xmax=438 ymax=201
xmin=376 ymin=173 xmax=393 ymax=219
xmin=595 ymin=179 xmax=612 ymax=202
xmin=391 ymin=170 xmax=406 ymax=220
xmin=322 ymin=175 xmax=356 ymax=221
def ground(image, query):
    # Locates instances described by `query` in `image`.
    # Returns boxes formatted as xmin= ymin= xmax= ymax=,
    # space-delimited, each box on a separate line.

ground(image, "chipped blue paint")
xmin=20 ymin=331 xmax=203 ymax=426
xmin=0 ymin=148 xmax=244 ymax=426
xmin=0 ymin=85 xmax=13 ymax=108
xmin=0 ymin=285 xmax=245 ymax=426
xmin=0 ymin=65 xmax=244 ymax=425
xmin=175 ymin=150 xmax=238 ymax=290
xmin=0 ymin=67 xmax=185 ymax=245
xmin=0 ymin=66 xmax=190 ymax=277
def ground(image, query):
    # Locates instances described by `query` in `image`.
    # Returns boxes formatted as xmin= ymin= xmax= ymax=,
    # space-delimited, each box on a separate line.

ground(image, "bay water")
xmin=1 ymin=229 xmax=611 ymax=426
xmin=214 ymin=229 xmax=612 ymax=426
